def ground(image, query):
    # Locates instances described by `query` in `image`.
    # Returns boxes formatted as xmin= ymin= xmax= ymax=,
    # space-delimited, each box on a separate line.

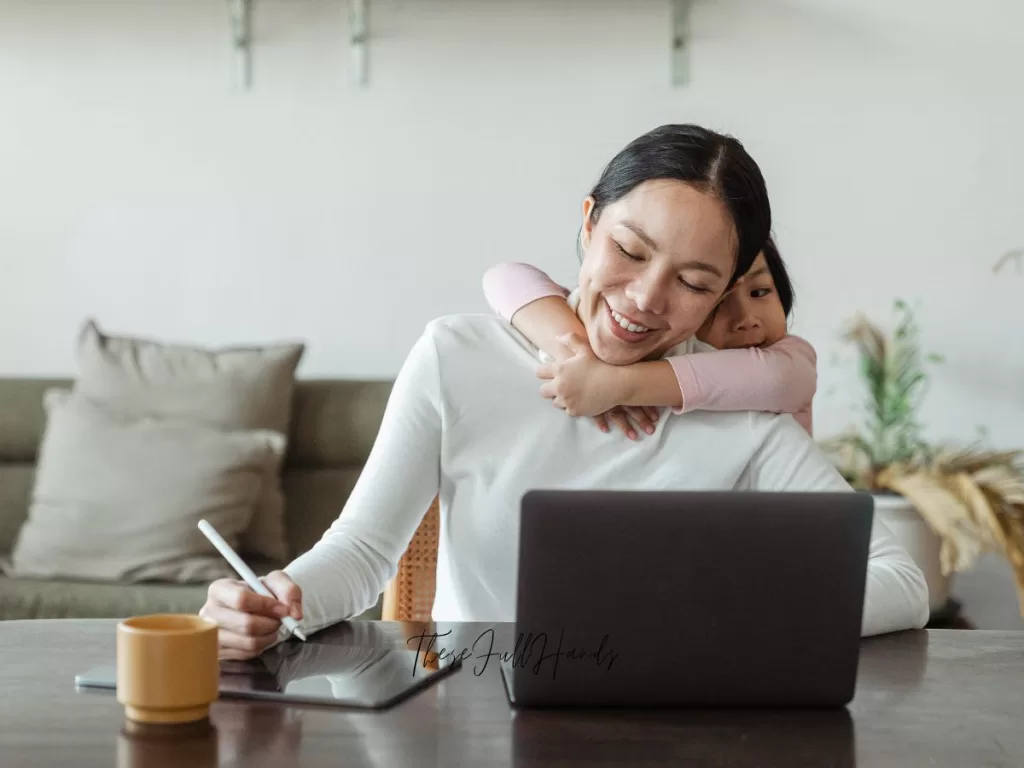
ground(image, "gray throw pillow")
xmin=72 ymin=319 xmax=303 ymax=564
xmin=10 ymin=390 xmax=286 ymax=583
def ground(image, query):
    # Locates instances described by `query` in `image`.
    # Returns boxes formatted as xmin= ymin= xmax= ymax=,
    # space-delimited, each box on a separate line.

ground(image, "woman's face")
xmin=576 ymin=180 xmax=738 ymax=366
xmin=696 ymin=252 xmax=788 ymax=349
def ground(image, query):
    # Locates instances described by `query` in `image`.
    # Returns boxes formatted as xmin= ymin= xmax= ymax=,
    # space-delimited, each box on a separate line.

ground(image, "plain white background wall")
xmin=1 ymin=0 xmax=1021 ymax=448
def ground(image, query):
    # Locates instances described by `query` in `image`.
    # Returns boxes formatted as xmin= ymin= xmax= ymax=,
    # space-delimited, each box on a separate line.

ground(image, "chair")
xmin=381 ymin=496 xmax=440 ymax=622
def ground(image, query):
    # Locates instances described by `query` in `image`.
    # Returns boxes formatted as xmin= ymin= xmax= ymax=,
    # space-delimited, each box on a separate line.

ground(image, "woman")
xmin=201 ymin=124 xmax=929 ymax=660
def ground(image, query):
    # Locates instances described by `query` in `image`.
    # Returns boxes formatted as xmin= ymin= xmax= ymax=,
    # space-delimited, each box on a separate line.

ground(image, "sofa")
xmin=0 ymin=377 xmax=393 ymax=621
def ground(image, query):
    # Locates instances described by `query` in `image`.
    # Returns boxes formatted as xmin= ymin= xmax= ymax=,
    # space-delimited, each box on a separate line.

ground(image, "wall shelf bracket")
xmin=993 ymin=249 xmax=1023 ymax=274
xmin=227 ymin=0 xmax=253 ymax=89
xmin=350 ymin=0 xmax=370 ymax=86
xmin=671 ymin=0 xmax=694 ymax=86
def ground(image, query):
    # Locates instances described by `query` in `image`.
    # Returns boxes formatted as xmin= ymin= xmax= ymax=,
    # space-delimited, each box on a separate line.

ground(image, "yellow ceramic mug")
xmin=116 ymin=614 xmax=220 ymax=724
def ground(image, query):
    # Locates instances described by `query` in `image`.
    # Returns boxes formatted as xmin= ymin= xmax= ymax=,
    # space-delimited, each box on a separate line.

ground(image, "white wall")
xmin=1 ymin=0 xmax=1022 ymax=448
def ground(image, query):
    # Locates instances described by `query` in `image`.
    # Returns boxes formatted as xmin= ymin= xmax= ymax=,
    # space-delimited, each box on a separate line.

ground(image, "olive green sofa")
xmin=0 ymin=377 xmax=392 ymax=621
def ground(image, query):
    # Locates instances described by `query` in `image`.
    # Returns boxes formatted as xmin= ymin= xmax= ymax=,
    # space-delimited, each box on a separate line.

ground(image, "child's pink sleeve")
xmin=482 ymin=262 xmax=570 ymax=321
xmin=668 ymin=335 xmax=818 ymax=434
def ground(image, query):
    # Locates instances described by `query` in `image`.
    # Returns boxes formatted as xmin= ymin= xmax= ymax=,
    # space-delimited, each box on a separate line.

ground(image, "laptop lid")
xmin=505 ymin=489 xmax=873 ymax=708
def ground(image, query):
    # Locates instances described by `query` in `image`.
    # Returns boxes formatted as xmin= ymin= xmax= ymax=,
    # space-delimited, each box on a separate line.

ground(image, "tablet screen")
xmin=76 ymin=641 xmax=460 ymax=710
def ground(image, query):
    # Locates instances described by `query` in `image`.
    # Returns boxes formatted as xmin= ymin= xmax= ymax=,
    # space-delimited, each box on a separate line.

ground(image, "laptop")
xmin=499 ymin=489 xmax=874 ymax=709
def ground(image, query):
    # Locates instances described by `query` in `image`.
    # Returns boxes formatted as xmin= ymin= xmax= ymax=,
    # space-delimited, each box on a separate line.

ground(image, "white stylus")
xmin=198 ymin=519 xmax=307 ymax=642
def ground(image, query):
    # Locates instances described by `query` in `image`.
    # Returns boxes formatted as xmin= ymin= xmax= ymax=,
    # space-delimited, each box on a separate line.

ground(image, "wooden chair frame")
xmin=381 ymin=496 xmax=440 ymax=622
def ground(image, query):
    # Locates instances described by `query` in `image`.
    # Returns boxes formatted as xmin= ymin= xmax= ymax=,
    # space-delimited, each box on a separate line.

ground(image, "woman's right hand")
xmin=199 ymin=571 xmax=303 ymax=660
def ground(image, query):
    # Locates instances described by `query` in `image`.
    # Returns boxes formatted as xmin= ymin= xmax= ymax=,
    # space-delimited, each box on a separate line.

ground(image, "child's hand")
xmin=536 ymin=333 xmax=659 ymax=438
xmin=536 ymin=333 xmax=623 ymax=417
xmin=593 ymin=406 xmax=659 ymax=441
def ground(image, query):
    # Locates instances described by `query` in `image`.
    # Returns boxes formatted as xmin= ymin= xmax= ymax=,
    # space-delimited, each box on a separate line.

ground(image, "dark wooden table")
xmin=1 ymin=619 xmax=1022 ymax=767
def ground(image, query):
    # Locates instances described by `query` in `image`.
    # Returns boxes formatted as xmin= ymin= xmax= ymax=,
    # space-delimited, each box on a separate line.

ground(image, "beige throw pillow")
xmin=72 ymin=319 xmax=303 ymax=564
xmin=10 ymin=390 xmax=286 ymax=584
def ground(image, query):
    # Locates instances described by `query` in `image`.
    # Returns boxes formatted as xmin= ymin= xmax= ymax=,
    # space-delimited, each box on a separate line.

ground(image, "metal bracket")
xmin=227 ymin=0 xmax=252 ymax=89
xmin=350 ymin=0 xmax=369 ymax=86
xmin=993 ymin=249 xmax=1023 ymax=274
xmin=671 ymin=0 xmax=693 ymax=86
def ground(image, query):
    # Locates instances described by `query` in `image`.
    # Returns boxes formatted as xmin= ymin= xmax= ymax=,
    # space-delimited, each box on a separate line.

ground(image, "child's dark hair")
xmin=761 ymin=235 xmax=795 ymax=318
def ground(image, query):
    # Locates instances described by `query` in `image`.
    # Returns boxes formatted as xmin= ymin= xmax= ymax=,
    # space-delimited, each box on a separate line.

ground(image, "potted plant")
xmin=822 ymin=299 xmax=1024 ymax=616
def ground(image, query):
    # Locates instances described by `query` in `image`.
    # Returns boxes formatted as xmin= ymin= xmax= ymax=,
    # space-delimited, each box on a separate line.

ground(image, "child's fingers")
xmin=555 ymin=333 xmax=591 ymax=357
xmin=643 ymin=406 xmax=660 ymax=423
xmin=535 ymin=363 xmax=555 ymax=380
xmin=592 ymin=415 xmax=610 ymax=433
xmin=623 ymin=406 xmax=655 ymax=436
xmin=607 ymin=409 xmax=638 ymax=440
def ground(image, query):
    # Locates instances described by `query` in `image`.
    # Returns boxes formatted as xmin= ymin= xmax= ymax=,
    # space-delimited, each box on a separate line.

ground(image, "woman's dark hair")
xmin=585 ymin=124 xmax=771 ymax=286
xmin=761 ymin=235 xmax=795 ymax=318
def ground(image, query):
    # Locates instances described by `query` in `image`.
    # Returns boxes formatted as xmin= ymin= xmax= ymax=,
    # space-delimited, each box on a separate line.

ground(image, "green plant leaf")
xmin=828 ymin=300 xmax=942 ymax=475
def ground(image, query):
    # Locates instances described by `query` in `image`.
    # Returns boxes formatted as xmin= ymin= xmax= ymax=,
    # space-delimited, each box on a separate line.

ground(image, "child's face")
xmin=696 ymin=253 xmax=788 ymax=349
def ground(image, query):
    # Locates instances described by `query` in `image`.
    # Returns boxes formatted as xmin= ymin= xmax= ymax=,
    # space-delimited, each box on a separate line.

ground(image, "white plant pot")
xmin=872 ymin=493 xmax=951 ymax=612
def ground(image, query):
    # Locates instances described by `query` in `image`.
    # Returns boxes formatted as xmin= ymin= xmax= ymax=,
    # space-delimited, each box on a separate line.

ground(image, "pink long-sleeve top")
xmin=481 ymin=262 xmax=816 ymax=435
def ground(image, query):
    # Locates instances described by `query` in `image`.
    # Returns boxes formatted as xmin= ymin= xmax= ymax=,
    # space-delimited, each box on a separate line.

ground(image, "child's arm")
xmin=603 ymin=361 xmax=685 ymax=409
xmin=482 ymin=263 xmax=817 ymax=436
xmin=538 ymin=335 xmax=817 ymax=432
xmin=792 ymin=404 xmax=814 ymax=436
xmin=481 ymin=262 xmax=578 ymax=362
xmin=668 ymin=335 xmax=818 ymax=418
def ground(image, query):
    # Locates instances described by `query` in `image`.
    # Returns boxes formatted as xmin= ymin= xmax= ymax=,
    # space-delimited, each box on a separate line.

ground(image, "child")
xmin=481 ymin=237 xmax=816 ymax=439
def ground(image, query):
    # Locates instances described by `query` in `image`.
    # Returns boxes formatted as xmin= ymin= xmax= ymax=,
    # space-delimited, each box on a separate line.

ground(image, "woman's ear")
xmin=580 ymin=196 xmax=596 ymax=249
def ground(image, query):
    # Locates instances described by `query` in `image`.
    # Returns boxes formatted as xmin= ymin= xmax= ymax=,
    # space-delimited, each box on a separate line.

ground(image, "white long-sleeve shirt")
xmin=284 ymin=314 xmax=930 ymax=639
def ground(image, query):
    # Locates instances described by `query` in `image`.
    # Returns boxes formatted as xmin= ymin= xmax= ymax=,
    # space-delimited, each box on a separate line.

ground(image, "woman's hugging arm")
xmin=282 ymin=325 xmax=445 ymax=635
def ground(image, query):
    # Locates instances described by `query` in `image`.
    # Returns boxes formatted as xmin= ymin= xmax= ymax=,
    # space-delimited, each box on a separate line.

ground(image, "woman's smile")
xmin=605 ymin=300 xmax=654 ymax=341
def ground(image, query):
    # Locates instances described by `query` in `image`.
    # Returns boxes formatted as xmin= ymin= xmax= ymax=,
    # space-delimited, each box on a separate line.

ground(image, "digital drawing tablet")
xmin=75 ymin=641 xmax=461 ymax=710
